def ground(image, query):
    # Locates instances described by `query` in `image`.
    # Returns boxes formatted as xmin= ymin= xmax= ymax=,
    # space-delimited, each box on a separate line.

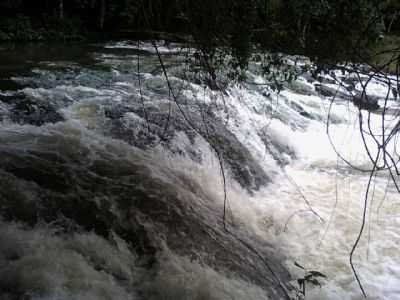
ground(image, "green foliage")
xmin=0 ymin=15 xmax=38 ymax=41
xmin=0 ymin=0 xmax=393 ymax=81
xmin=108 ymin=0 xmax=140 ymax=27
xmin=254 ymin=0 xmax=384 ymax=63
xmin=42 ymin=16 xmax=85 ymax=41
xmin=175 ymin=0 xmax=386 ymax=81
xmin=0 ymin=14 xmax=85 ymax=42
xmin=0 ymin=30 xmax=10 ymax=41
xmin=368 ymin=34 xmax=400 ymax=73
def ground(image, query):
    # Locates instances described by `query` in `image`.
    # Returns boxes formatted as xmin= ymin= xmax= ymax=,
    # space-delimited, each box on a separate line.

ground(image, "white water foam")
xmin=2 ymin=42 xmax=400 ymax=299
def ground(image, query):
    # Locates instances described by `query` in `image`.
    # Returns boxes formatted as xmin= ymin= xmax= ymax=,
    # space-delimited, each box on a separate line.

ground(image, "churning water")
xmin=0 ymin=41 xmax=399 ymax=300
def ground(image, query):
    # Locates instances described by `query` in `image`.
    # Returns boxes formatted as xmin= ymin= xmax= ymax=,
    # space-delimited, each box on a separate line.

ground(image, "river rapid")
xmin=0 ymin=41 xmax=399 ymax=300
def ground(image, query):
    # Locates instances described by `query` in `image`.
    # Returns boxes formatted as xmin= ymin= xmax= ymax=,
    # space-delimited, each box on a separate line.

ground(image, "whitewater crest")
xmin=0 ymin=41 xmax=399 ymax=300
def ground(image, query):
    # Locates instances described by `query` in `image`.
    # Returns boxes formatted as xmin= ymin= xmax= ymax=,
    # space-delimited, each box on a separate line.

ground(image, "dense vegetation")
xmin=1 ymin=0 xmax=399 ymax=66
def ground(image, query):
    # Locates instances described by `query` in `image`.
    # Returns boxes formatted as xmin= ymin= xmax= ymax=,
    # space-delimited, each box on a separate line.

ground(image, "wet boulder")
xmin=10 ymin=97 xmax=64 ymax=125
xmin=317 ymin=75 xmax=336 ymax=84
xmin=103 ymin=101 xmax=271 ymax=193
xmin=352 ymin=92 xmax=380 ymax=111
xmin=314 ymin=83 xmax=352 ymax=99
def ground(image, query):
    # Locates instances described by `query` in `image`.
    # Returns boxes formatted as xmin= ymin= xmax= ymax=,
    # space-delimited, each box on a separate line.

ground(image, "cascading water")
xmin=0 ymin=41 xmax=399 ymax=300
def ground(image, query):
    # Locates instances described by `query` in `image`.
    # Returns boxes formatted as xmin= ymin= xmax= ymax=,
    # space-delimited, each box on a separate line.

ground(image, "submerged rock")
xmin=10 ymin=97 xmax=64 ymax=125
xmin=314 ymin=83 xmax=352 ymax=99
xmin=0 ymin=89 xmax=65 ymax=125
xmin=101 ymin=100 xmax=271 ymax=193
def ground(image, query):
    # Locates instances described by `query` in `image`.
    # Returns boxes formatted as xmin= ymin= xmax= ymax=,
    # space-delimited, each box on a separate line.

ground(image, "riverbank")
xmin=0 ymin=15 xmax=88 ymax=42
xmin=0 ymin=14 xmax=138 ymax=43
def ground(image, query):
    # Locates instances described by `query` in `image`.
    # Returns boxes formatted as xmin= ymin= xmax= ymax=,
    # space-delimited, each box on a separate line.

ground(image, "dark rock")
xmin=286 ymin=80 xmax=317 ymax=96
xmin=259 ymin=131 xmax=296 ymax=166
xmin=300 ymin=110 xmax=314 ymax=118
xmin=0 ymin=90 xmax=65 ymax=126
xmin=287 ymin=100 xmax=315 ymax=119
xmin=314 ymin=83 xmax=352 ymax=99
xmin=352 ymin=93 xmax=380 ymax=111
xmin=0 ymin=91 xmax=25 ymax=104
xmin=205 ymin=119 xmax=271 ymax=192
xmin=301 ymin=72 xmax=315 ymax=83
xmin=10 ymin=97 xmax=64 ymax=125
xmin=392 ymin=87 xmax=398 ymax=99
xmin=317 ymin=75 xmax=336 ymax=84
xmin=103 ymin=102 xmax=270 ymax=193
xmin=341 ymin=76 xmax=359 ymax=87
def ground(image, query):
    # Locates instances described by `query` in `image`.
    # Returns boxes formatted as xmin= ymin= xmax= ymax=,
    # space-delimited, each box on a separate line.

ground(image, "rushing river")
xmin=0 ymin=41 xmax=399 ymax=300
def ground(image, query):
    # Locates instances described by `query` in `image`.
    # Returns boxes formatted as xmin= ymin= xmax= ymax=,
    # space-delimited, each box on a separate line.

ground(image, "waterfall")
xmin=0 ymin=41 xmax=399 ymax=300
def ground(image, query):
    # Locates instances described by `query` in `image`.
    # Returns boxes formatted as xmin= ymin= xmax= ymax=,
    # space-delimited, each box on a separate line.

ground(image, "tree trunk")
xmin=59 ymin=0 xmax=64 ymax=19
xmin=99 ymin=0 xmax=106 ymax=30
